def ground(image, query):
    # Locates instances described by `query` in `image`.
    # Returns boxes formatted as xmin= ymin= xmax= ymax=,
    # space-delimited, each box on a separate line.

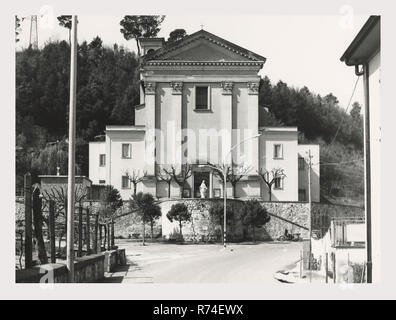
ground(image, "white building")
xmin=89 ymin=30 xmax=320 ymax=201
xmin=340 ymin=15 xmax=380 ymax=283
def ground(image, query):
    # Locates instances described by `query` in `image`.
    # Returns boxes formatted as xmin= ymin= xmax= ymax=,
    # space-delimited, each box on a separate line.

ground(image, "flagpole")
xmin=66 ymin=15 xmax=78 ymax=283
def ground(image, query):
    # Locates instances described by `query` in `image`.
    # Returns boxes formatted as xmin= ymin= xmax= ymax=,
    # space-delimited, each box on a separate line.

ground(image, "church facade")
xmin=89 ymin=30 xmax=320 ymax=201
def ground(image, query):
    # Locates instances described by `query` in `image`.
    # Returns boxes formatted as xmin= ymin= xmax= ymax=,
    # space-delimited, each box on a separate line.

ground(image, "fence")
xmin=331 ymin=218 xmax=365 ymax=248
xmin=296 ymin=249 xmax=367 ymax=283
xmin=16 ymin=173 xmax=116 ymax=270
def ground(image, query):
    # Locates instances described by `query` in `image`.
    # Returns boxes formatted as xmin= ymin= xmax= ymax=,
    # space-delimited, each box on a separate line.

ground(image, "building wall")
xmin=367 ymin=50 xmax=381 ymax=283
xmin=89 ymin=142 xmax=106 ymax=185
xmin=183 ymin=82 xmax=233 ymax=165
xmin=135 ymin=105 xmax=146 ymax=126
xmin=39 ymin=176 xmax=92 ymax=198
xmin=155 ymin=82 xmax=183 ymax=166
xmin=106 ymin=130 xmax=147 ymax=200
xmin=89 ymin=47 xmax=319 ymax=202
xmin=258 ymin=128 xmax=298 ymax=201
xmin=234 ymin=178 xmax=261 ymax=198
xmin=297 ymin=144 xmax=320 ymax=202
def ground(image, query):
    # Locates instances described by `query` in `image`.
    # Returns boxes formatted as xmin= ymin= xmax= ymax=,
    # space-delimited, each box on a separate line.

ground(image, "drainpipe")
xmin=355 ymin=64 xmax=364 ymax=76
xmin=361 ymin=63 xmax=372 ymax=283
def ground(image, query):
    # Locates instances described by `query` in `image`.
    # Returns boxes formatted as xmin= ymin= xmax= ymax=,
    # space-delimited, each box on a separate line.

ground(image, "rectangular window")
xmin=274 ymin=177 xmax=283 ymax=189
xmin=298 ymin=157 xmax=305 ymax=170
xmin=122 ymin=143 xmax=131 ymax=158
xmin=121 ymin=176 xmax=130 ymax=189
xmin=195 ymin=86 xmax=209 ymax=110
xmin=274 ymin=144 xmax=283 ymax=159
xmin=298 ymin=189 xmax=306 ymax=201
xmin=99 ymin=179 xmax=106 ymax=184
xmin=99 ymin=154 xmax=106 ymax=166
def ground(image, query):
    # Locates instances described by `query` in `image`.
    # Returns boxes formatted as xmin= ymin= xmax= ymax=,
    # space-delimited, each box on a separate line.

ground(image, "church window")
xmin=195 ymin=86 xmax=209 ymax=110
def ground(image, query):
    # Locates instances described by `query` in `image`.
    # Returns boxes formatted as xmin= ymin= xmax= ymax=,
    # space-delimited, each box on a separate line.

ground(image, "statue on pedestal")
xmin=200 ymin=180 xmax=208 ymax=199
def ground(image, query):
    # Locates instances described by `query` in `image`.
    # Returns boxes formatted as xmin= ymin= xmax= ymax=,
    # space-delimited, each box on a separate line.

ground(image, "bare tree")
xmin=15 ymin=15 xmax=21 ymax=43
xmin=164 ymin=164 xmax=192 ymax=198
xmin=41 ymin=185 xmax=87 ymax=254
xmin=16 ymin=220 xmax=24 ymax=269
xmin=125 ymin=169 xmax=148 ymax=196
xmin=156 ymin=165 xmax=173 ymax=198
xmin=32 ymin=183 xmax=48 ymax=264
xmin=256 ymin=168 xmax=286 ymax=201
xmin=211 ymin=163 xmax=252 ymax=198
xmin=98 ymin=186 xmax=123 ymax=250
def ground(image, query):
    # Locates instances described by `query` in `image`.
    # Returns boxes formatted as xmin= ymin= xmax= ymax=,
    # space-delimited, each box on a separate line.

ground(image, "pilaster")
xmin=144 ymin=81 xmax=156 ymax=176
xmin=170 ymin=81 xmax=183 ymax=166
xmin=221 ymin=81 xmax=234 ymax=166
xmin=247 ymin=81 xmax=259 ymax=171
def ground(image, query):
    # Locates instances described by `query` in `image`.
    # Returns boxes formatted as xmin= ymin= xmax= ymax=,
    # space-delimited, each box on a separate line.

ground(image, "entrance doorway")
xmin=194 ymin=172 xmax=210 ymax=198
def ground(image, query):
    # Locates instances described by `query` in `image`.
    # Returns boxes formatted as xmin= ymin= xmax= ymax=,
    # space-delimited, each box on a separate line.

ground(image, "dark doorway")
xmin=194 ymin=172 xmax=210 ymax=198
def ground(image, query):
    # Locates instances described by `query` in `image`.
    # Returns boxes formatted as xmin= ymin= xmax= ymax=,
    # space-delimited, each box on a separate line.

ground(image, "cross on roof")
xmin=200 ymin=24 xmax=204 ymax=30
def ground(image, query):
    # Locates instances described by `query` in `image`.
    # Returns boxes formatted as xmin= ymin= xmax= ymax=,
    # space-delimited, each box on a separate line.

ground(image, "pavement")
xmin=274 ymin=263 xmax=327 ymax=284
xmin=101 ymin=240 xmax=303 ymax=283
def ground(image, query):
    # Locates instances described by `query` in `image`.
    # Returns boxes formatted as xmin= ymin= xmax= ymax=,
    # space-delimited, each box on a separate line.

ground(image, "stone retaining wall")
xmin=104 ymin=248 xmax=126 ymax=272
xmin=113 ymin=211 xmax=162 ymax=239
xmin=15 ymin=249 xmax=126 ymax=283
xmin=158 ymin=199 xmax=310 ymax=242
xmin=16 ymin=253 xmax=105 ymax=283
xmin=98 ymin=199 xmax=363 ymax=243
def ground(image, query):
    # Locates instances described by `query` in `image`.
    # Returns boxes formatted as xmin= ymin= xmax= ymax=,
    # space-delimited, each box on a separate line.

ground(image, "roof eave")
xmin=340 ymin=15 xmax=380 ymax=66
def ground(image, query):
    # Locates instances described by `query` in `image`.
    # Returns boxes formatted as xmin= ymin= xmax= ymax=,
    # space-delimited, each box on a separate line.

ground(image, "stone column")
xmin=144 ymin=81 xmax=156 ymax=176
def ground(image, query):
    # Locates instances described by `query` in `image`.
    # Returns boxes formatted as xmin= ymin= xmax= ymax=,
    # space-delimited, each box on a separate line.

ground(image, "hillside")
xmin=15 ymin=39 xmax=364 ymax=205
xmin=258 ymin=76 xmax=364 ymax=206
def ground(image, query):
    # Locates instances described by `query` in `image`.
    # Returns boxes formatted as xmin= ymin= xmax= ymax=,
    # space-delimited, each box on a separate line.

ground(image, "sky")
xmin=16 ymin=14 xmax=369 ymax=109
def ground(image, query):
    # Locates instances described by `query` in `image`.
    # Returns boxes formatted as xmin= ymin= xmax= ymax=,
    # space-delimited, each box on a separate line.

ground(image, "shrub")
xmin=239 ymin=199 xmax=270 ymax=242
xmin=166 ymin=203 xmax=191 ymax=239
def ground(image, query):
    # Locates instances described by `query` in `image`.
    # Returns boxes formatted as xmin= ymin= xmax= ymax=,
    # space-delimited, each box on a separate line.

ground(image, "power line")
xmin=328 ymin=75 xmax=361 ymax=146
xmin=313 ymin=158 xmax=364 ymax=166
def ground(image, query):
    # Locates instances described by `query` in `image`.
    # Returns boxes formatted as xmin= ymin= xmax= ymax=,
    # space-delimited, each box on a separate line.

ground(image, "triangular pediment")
xmin=159 ymin=39 xmax=252 ymax=61
xmin=144 ymin=30 xmax=266 ymax=63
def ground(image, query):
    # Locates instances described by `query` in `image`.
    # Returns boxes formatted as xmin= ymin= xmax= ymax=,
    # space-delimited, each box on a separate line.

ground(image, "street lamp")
xmin=200 ymin=133 xmax=261 ymax=249
xmin=305 ymin=149 xmax=313 ymax=282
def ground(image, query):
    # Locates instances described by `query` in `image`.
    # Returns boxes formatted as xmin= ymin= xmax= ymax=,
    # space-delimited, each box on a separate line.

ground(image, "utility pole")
xmin=223 ymin=165 xmax=227 ymax=249
xmin=66 ymin=15 xmax=78 ymax=283
xmin=307 ymin=149 xmax=313 ymax=282
xmin=198 ymin=134 xmax=261 ymax=249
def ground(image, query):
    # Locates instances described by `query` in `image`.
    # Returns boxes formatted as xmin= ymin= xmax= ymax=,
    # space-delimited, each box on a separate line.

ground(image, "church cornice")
xmin=144 ymin=60 xmax=264 ymax=67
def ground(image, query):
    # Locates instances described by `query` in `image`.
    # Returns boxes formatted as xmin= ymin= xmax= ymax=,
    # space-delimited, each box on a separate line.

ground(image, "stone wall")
xmin=73 ymin=254 xmax=105 ymax=283
xmin=113 ymin=209 xmax=162 ymax=239
xmin=16 ymin=253 xmax=105 ymax=283
xmin=262 ymin=202 xmax=310 ymax=239
xmin=159 ymin=199 xmax=310 ymax=242
xmin=26 ymin=197 xmax=362 ymax=244
xmin=104 ymin=248 xmax=127 ymax=272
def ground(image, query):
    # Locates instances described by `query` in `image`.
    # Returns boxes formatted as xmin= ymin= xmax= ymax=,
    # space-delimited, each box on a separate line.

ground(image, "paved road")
xmin=103 ymin=240 xmax=303 ymax=284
